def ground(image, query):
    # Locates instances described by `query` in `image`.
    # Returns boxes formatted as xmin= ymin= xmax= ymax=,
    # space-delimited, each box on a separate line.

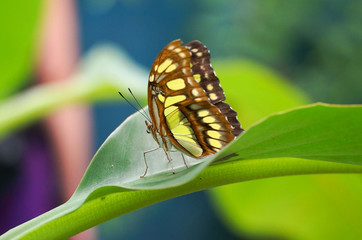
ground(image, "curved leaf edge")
xmin=216 ymin=102 xmax=362 ymax=164
xmin=70 ymin=102 xmax=362 ymax=201
xmin=78 ymin=102 xmax=362 ymax=194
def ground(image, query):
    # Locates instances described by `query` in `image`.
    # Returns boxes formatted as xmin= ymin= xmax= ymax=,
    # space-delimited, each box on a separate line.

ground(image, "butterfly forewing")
xmin=148 ymin=39 xmax=243 ymax=159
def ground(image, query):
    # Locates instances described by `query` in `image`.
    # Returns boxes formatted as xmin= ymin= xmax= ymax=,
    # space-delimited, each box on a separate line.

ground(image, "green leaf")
xmin=76 ymin=103 xmax=362 ymax=195
xmin=75 ymin=103 xmax=362 ymax=195
xmin=0 ymin=0 xmax=43 ymax=99
xmin=222 ymin=103 xmax=362 ymax=165
xmin=2 ymin=103 xmax=362 ymax=239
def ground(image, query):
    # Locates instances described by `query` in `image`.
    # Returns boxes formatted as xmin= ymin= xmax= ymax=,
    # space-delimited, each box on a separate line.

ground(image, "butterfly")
xmin=143 ymin=39 xmax=243 ymax=177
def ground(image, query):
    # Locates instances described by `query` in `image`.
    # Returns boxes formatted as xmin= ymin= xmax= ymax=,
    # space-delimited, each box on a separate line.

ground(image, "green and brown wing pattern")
xmin=148 ymin=39 xmax=243 ymax=158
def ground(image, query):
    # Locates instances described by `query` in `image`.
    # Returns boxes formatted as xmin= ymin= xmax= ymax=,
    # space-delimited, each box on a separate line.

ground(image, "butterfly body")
xmin=145 ymin=39 xmax=243 ymax=168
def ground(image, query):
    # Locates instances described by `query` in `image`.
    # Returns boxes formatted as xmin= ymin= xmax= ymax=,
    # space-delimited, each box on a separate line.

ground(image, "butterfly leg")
xmin=169 ymin=149 xmax=189 ymax=169
xmin=163 ymin=149 xmax=175 ymax=174
xmin=141 ymin=148 xmax=159 ymax=178
xmin=181 ymin=153 xmax=189 ymax=168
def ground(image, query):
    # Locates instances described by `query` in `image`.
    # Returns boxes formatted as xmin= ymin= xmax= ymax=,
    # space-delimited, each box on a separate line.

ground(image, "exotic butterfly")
xmin=143 ymin=39 xmax=243 ymax=177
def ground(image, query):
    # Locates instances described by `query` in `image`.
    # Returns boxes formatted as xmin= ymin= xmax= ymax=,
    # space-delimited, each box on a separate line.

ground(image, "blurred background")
xmin=0 ymin=0 xmax=361 ymax=239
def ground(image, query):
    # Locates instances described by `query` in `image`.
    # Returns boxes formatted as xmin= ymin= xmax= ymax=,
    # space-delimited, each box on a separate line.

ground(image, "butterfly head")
xmin=145 ymin=120 xmax=166 ymax=149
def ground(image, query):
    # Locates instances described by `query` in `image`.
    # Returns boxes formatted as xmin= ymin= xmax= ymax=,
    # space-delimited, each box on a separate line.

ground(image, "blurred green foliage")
xmin=213 ymin=175 xmax=362 ymax=240
xmin=187 ymin=0 xmax=362 ymax=104
xmin=210 ymin=60 xmax=362 ymax=240
xmin=0 ymin=1 xmax=43 ymax=100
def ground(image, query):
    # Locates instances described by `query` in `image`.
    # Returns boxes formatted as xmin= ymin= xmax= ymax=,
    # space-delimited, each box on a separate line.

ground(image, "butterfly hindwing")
xmin=186 ymin=40 xmax=243 ymax=137
xmin=185 ymin=41 xmax=226 ymax=104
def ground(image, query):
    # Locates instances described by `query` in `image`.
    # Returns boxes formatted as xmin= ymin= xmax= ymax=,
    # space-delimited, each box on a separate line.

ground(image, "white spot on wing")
xmin=209 ymin=93 xmax=218 ymax=101
xmin=191 ymin=89 xmax=200 ymax=97
xmin=149 ymin=74 xmax=154 ymax=82
xmin=179 ymin=52 xmax=186 ymax=58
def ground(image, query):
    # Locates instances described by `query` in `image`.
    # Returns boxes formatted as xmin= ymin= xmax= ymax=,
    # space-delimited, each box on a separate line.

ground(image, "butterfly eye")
xmin=146 ymin=129 xmax=150 ymax=134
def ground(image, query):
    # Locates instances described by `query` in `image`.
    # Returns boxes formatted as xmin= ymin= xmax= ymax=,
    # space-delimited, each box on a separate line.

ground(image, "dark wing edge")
xmin=185 ymin=40 xmax=244 ymax=137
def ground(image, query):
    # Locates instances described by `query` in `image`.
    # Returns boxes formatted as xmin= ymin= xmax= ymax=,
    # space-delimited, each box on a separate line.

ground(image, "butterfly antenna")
xmin=118 ymin=91 xmax=151 ymax=121
xmin=128 ymin=88 xmax=150 ymax=120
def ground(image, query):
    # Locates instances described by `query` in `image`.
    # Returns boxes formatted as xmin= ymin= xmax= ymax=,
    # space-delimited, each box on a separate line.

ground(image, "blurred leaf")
xmin=210 ymin=60 xmax=362 ymax=240
xmin=0 ymin=44 xmax=148 ymax=139
xmin=214 ymin=59 xmax=309 ymax=128
xmin=2 ymin=100 xmax=362 ymax=239
xmin=212 ymin=175 xmax=362 ymax=240
xmin=0 ymin=0 xmax=43 ymax=99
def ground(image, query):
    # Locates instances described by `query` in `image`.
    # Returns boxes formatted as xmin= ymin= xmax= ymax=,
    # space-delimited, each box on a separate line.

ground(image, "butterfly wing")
xmin=185 ymin=40 xmax=243 ymax=136
xmin=148 ymin=39 xmax=242 ymax=158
